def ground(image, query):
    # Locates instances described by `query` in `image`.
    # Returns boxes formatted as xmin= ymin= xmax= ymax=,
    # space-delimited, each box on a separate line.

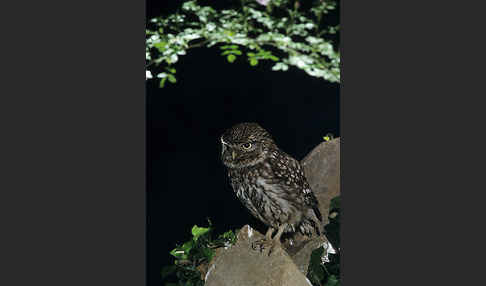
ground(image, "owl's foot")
xmin=250 ymin=227 xmax=276 ymax=254
xmin=251 ymin=238 xmax=281 ymax=256
xmin=251 ymin=224 xmax=287 ymax=256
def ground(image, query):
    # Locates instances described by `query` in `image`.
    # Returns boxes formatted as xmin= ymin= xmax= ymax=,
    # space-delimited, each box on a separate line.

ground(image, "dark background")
xmin=147 ymin=1 xmax=340 ymax=285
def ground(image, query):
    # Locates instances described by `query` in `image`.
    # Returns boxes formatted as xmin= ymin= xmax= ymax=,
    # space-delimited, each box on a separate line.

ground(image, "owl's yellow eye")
xmin=242 ymin=143 xmax=252 ymax=150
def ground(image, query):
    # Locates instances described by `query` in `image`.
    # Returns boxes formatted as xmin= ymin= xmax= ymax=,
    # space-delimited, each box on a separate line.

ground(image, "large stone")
xmin=301 ymin=138 xmax=340 ymax=226
xmin=284 ymin=138 xmax=341 ymax=274
xmin=203 ymin=138 xmax=340 ymax=285
xmin=285 ymin=235 xmax=327 ymax=275
xmin=204 ymin=225 xmax=313 ymax=286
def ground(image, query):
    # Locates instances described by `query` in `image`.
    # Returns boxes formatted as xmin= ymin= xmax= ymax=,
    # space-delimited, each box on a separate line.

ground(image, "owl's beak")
xmin=232 ymin=150 xmax=236 ymax=160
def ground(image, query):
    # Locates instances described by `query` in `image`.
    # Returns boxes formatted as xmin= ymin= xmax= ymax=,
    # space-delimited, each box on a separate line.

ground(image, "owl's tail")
xmin=300 ymin=208 xmax=323 ymax=236
xmin=313 ymin=205 xmax=323 ymax=222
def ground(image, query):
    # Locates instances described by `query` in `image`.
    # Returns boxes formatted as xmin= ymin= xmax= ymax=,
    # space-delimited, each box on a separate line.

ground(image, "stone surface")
xmin=285 ymin=138 xmax=341 ymax=274
xmin=301 ymin=138 xmax=340 ymax=226
xmin=285 ymin=235 xmax=327 ymax=275
xmin=204 ymin=225 xmax=313 ymax=286
xmin=203 ymin=138 xmax=340 ymax=285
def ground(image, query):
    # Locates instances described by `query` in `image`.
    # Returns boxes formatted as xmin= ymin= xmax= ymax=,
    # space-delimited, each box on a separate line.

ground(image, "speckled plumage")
xmin=221 ymin=123 xmax=322 ymax=238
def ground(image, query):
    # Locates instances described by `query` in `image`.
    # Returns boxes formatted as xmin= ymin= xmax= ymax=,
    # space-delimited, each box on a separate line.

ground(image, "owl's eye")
xmin=241 ymin=142 xmax=252 ymax=150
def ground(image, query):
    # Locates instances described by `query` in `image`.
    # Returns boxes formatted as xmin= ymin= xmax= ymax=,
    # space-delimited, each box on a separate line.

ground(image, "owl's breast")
xmin=228 ymin=169 xmax=267 ymax=221
xmin=228 ymin=167 xmax=303 ymax=228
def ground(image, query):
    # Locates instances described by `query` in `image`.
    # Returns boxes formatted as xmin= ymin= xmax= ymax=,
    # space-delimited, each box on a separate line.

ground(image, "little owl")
xmin=221 ymin=122 xmax=322 ymax=253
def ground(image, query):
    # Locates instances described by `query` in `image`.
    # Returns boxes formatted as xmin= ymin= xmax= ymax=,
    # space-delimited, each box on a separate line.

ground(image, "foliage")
xmin=161 ymin=195 xmax=340 ymax=286
xmin=323 ymin=133 xmax=334 ymax=142
xmin=307 ymin=195 xmax=340 ymax=286
xmin=146 ymin=0 xmax=340 ymax=87
xmin=161 ymin=222 xmax=238 ymax=286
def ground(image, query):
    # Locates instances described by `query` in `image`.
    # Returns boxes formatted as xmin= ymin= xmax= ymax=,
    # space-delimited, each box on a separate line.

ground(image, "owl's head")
xmin=220 ymin=122 xmax=276 ymax=169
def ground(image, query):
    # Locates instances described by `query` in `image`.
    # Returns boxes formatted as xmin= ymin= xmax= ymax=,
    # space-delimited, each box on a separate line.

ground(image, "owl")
xmin=221 ymin=122 xmax=322 ymax=253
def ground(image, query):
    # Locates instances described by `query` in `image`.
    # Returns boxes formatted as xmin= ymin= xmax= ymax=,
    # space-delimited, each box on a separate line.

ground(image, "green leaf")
xmin=169 ymin=247 xmax=183 ymax=258
xmin=167 ymin=74 xmax=177 ymax=84
xmin=221 ymin=48 xmax=241 ymax=56
xmin=191 ymin=225 xmax=210 ymax=241
xmin=220 ymin=45 xmax=238 ymax=50
xmin=181 ymin=240 xmax=193 ymax=252
xmin=250 ymin=58 xmax=258 ymax=66
xmin=272 ymin=63 xmax=289 ymax=71
xmin=154 ymin=58 xmax=164 ymax=65
xmin=269 ymin=55 xmax=279 ymax=61
xmin=170 ymin=240 xmax=193 ymax=259
xmin=326 ymin=275 xmax=340 ymax=286
xmin=330 ymin=196 xmax=340 ymax=211
xmin=323 ymin=133 xmax=334 ymax=142
xmin=222 ymin=230 xmax=235 ymax=240
xmin=153 ymin=42 xmax=167 ymax=52
xmin=227 ymin=54 xmax=236 ymax=63
xmin=159 ymin=77 xmax=167 ymax=88
xmin=202 ymin=246 xmax=215 ymax=261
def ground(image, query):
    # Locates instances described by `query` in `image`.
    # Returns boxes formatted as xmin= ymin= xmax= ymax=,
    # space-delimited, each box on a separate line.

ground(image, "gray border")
xmin=1 ymin=1 xmax=145 ymax=285
xmin=342 ymin=0 xmax=480 ymax=285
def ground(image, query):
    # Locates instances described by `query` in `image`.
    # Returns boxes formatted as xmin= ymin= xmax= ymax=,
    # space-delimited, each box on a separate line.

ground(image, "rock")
xmin=284 ymin=138 xmax=341 ymax=274
xmin=203 ymin=138 xmax=340 ymax=285
xmin=285 ymin=235 xmax=327 ymax=275
xmin=204 ymin=225 xmax=313 ymax=286
xmin=301 ymin=138 xmax=340 ymax=226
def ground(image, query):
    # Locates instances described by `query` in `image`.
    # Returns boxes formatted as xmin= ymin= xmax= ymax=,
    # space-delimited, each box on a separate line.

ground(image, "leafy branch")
xmin=161 ymin=222 xmax=238 ymax=286
xmin=161 ymin=195 xmax=340 ymax=286
xmin=146 ymin=0 xmax=340 ymax=87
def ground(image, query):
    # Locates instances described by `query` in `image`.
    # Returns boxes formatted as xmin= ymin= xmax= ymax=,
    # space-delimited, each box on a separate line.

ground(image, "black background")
xmin=147 ymin=1 xmax=339 ymax=285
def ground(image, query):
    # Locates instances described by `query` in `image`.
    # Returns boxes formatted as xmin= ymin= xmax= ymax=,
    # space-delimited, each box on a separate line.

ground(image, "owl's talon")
xmin=251 ymin=238 xmax=281 ymax=256
xmin=251 ymin=239 xmax=268 ymax=251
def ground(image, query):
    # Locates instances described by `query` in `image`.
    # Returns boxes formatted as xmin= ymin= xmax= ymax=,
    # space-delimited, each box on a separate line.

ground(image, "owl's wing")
xmin=268 ymin=151 xmax=322 ymax=222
